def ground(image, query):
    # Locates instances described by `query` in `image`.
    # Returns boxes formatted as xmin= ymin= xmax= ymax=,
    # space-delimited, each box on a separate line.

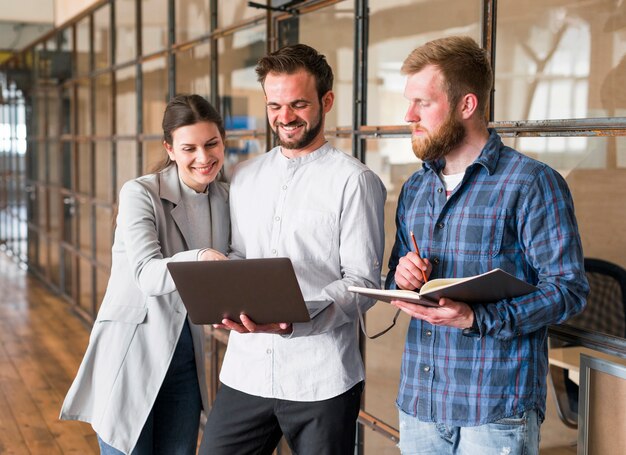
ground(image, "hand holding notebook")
xmin=349 ymin=268 xmax=538 ymax=307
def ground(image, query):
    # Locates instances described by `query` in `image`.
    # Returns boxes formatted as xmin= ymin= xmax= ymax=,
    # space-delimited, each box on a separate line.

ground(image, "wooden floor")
xmin=0 ymin=253 xmax=98 ymax=454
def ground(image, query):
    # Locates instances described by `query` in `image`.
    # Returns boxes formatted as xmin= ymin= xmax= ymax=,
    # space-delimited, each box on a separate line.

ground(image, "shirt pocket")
xmin=287 ymin=209 xmax=336 ymax=263
xmin=453 ymin=207 xmax=507 ymax=259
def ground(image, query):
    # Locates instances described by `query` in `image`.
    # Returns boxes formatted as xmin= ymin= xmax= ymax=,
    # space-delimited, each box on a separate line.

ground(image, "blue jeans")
xmin=98 ymin=320 xmax=202 ymax=455
xmin=398 ymin=408 xmax=540 ymax=455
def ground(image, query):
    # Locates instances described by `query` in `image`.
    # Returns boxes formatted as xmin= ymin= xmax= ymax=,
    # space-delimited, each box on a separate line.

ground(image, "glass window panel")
xmin=61 ymin=86 xmax=72 ymax=135
xmin=38 ymin=237 xmax=49 ymax=273
xmin=35 ymin=86 xmax=47 ymax=138
xmin=143 ymin=57 xmax=168 ymax=135
xmin=95 ymin=141 xmax=113 ymax=202
xmin=27 ymin=227 xmax=39 ymax=268
xmin=60 ymin=28 xmax=72 ymax=53
xmin=77 ymin=142 xmax=93 ymax=194
xmin=115 ymin=0 xmax=137 ymax=63
xmin=116 ymin=66 xmax=137 ymax=135
xmin=49 ymin=141 xmax=60 ymax=185
xmin=218 ymin=0 xmax=261 ymax=27
xmin=46 ymin=35 xmax=57 ymax=51
xmin=326 ymin=136 xmax=352 ymax=156
xmin=48 ymin=187 xmax=61 ymax=240
xmin=34 ymin=185 xmax=48 ymax=231
xmin=49 ymin=189 xmax=61 ymax=286
xmin=217 ymin=25 xmax=266 ymax=135
xmin=96 ymin=267 xmax=109 ymax=313
xmin=61 ymin=141 xmax=73 ymax=189
xmin=48 ymin=243 xmax=61 ymax=288
xmin=47 ymin=87 xmax=61 ymax=138
xmin=37 ymin=142 xmax=47 ymax=182
xmin=36 ymin=185 xmax=48 ymax=229
xmin=142 ymin=0 xmax=168 ymax=55
xmin=143 ymin=141 xmax=167 ymax=175
xmin=76 ymin=16 xmax=91 ymax=76
xmin=95 ymin=73 xmax=112 ymax=136
xmin=78 ymin=257 xmax=93 ymax=315
xmin=58 ymin=87 xmax=73 ymax=134
xmin=78 ymin=200 xmax=93 ymax=254
xmin=223 ymin=138 xmax=264 ymax=178
xmin=203 ymin=336 xmax=227 ymax=404
xmin=94 ymin=4 xmax=111 ymax=70
xmin=495 ymin=0 xmax=626 ymax=121
xmin=62 ymin=191 xmax=77 ymax=248
xmin=363 ymin=137 xmax=414 ymax=271
xmin=367 ymin=0 xmax=482 ymax=126
xmin=175 ymin=43 xmax=211 ymax=98
xmin=294 ymin=3 xmax=355 ymax=129
xmin=77 ymin=80 xmax=92 ymax=136
xmin=363 ymin=300 xmax=409 ymax=446
xmin=116 ymin=141 xmax=138 ymax=194
xmin=61 ymin=245 xmax=76 ymax=298
xmin=176 ymin=0 xmax=211 ymax=43
xmin=95 ymin=205 xmax=113 ymax=268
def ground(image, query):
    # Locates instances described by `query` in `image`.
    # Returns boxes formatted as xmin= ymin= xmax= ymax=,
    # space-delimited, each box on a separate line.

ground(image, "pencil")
xmin=410 ymin=231 xmax=428 ymax=283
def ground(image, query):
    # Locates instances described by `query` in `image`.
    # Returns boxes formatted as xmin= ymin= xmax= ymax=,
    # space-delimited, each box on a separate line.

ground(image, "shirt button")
xmin=275 ymin=216 xmax=280 ymax=221
xmin=282 ymin=185 xmax=287 ymax=190
xmin=271 ymin=249 xmax=277 ymax=255
xmin=426 ymin=330 xmax=432 ymax=337
xmin=437 ymin=188 xmax=443 ymax=193
xmin=266 ymin=349 xmax=272 ymax=354
xmin=432 ymin=257 xmax=440 ymax=265
xmin=423 ymin=366 xmax=431 ymax=372
xmin=437 ymin=222 xmax=444 ymax=229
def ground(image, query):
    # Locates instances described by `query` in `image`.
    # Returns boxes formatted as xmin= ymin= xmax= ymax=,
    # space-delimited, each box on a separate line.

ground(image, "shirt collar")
xmin=422 ymin=128 xmax=502 ymax=176
xmin=278 ymin=141 xmax=332 ymax=168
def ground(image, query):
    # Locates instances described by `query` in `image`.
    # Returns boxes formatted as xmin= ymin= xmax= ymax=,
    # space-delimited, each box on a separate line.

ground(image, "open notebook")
xmin=349 ymin=268 xmax=538 ymax=306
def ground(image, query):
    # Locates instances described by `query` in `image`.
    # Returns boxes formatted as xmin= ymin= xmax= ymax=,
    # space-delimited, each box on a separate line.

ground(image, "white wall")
xmin=0 ymin=0 xmax=101 ymax=28
xmin=1 ymin=0 xmax=54 ymax=24
xmin=55 ymin=0 xmax=99 ymax=26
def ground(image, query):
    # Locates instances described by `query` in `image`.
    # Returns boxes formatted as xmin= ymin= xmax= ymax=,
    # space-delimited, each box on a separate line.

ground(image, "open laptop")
xmin=167 ymin=257 xmax=327 ymax=325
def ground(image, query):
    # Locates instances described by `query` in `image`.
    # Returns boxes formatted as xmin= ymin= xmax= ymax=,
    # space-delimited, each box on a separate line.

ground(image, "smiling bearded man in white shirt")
xmin=198 ymin=44 xmax=387 ymax=455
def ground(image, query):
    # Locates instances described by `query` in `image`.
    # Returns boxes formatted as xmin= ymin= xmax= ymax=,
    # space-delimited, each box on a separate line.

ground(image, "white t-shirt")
xmin=439 ymin=170 xmax=464 ymax=199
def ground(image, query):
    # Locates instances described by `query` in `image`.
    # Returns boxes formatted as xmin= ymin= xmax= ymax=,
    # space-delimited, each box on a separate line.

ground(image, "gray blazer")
xmin=60 ymin=164 xmax=229 ymax=454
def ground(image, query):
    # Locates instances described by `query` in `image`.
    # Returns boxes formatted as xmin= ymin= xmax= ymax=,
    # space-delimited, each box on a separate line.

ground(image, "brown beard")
xmin=411 ymin=112 xmax=466 ymax=162
xmin=274 ymin=108 xmax=323 ymax=150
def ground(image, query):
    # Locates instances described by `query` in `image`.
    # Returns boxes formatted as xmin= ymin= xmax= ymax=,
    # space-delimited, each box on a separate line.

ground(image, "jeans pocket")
xmin=493 ymin=411 xmax=526 ymax=426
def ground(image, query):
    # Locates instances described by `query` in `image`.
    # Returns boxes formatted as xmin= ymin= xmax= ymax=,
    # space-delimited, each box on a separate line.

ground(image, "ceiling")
xmin=0 ymin=0 xmax=55 ymax=55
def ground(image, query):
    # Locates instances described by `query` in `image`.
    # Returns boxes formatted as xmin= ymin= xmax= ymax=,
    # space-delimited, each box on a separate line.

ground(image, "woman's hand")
xmin=198 ymin=248 xmax=228 ymax=261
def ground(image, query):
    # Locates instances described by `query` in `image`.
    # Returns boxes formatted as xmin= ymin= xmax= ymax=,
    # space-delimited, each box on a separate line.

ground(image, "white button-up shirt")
xmin=220 ymin=143 xmax=386 ymax=401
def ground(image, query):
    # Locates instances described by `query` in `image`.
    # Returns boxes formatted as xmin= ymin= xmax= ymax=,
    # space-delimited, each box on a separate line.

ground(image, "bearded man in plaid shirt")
xmin=386 ymin=36 xmax=589 ymax=455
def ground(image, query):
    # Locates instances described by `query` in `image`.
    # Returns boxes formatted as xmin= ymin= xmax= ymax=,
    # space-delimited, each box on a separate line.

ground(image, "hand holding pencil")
xmin=394 ymin=230 xmax=431 ymax=291
xmin=410 ymin=231 xmax=428 ymax=283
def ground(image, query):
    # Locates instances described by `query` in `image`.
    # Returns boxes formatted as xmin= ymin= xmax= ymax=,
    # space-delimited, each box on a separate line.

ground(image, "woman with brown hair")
xmin=60 ymin=94 xmax=229 ymax=455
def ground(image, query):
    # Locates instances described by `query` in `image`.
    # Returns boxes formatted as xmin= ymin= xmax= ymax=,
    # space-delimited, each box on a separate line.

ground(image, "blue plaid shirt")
xmin=385 ymin=129 xmax=588 ymax=426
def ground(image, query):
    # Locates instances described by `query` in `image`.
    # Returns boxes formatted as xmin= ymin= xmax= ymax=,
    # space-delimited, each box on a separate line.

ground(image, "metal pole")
xmin=353 ymin=1 xmax=369 ymax=453
xmin=210 ymin=0 xmax=218 ymax=108
xmin=482 ymin=0 xmax=497 ymax=123
xmin=136 ymin=0 xmax=143 ymax=176
xmin=168 ymin=0 xmax=176 ymax=100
